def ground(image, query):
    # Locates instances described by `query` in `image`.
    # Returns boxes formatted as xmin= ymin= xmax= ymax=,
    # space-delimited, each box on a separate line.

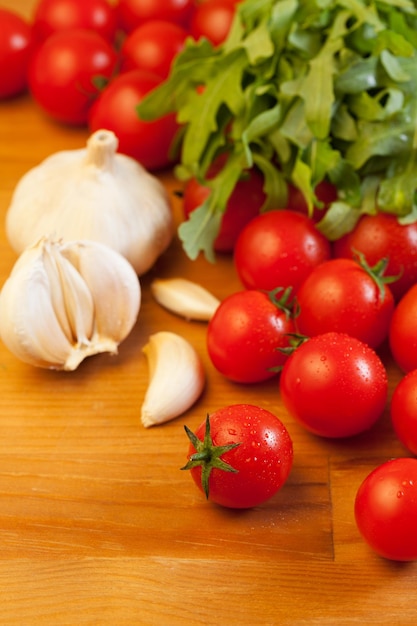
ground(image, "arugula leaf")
xmin=137 ymin=0 xmax=417 ymax=260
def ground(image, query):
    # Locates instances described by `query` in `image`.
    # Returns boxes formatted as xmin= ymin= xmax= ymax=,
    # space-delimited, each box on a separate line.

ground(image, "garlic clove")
xmin=150 ymin=277 xmax=220 ymax=321
xmin=59 ymin=239 xmax=140 ymax=343
xmin=5 ymin=129 xmax=174 ymax=276
xmin=0 ymin=245 xmax=88 ymax=369
xmin=141 ymin=331 xmax=205 ymax=427
xmin=0 ymin=236 xmax=141 ymax=371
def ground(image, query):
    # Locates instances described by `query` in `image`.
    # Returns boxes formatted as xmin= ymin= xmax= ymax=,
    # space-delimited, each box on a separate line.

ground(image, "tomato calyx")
xmin=277 ymin=332 xmax=309 ymax=356
xmin=181 ymin=414 xmax=241 ymax=499
xmin=266 ymin=286 xmax=299 ymax=319
xmin=353 ymin=249 xmax=400 ymax=301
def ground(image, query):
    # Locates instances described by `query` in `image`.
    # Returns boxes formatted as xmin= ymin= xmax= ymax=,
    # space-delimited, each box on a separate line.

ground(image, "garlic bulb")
xmin=0 ymin=236 xmax=141 ymax=370
xmin=141 ymin=331 xmax=205 ymax=427
xmin=5 ymin=129 xmax=174 ymax=275
xmin=151 ymin=277 xmax=220 ymax=321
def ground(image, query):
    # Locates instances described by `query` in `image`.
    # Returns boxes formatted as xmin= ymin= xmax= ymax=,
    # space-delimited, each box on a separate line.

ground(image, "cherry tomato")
xmin=117 ymin=0 xmax=195 ymax=32
xmin=28 ymin=28 xmax=118 ymax=125
xmin=389 ymin=283 xmax=417 ymax=373
xmin=333 ymin=213 xmax=417 ymax=301
xmin=183 ymin=166 xmax=266 ymax=252
xmin=182 ymin=404 xmax=293 ymax=509
xmin=391 ymin=370 xmax=417 ymax=456
xmin=32 ymin=0 xmax=118 ymax=43
xmin=89 ymin=69 xmax=179 ymax=170
xmin=280 ymin=332 xmax=388 ymax=438
xmin=287 ymin=180 xmax=338 ymax=222
xmin=234 ymin=209 xmax=331 ymax=293
xmin=120 ymin=20 xmax=188 ymax=79
xmin=207 ymin=288 xmax=296 ymax=383
xmin=190 ymin=0 xmax=239 ymax=47
xmin=0 ymin=8 xmax=33 ymax=100
xmin=295 ymin=257 xmax=395 ymax=349
xmin=355 ymin=458 xmax=417 ymax=561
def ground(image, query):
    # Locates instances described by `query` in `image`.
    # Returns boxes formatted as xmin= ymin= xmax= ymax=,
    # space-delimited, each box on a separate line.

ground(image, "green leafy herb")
xmin=138 ymin=0 xmax=417 ymax=261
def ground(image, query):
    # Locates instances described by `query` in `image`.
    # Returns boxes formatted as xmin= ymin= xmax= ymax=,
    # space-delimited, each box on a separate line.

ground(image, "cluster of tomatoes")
xmin=184 ymin=171 xmax=417 ymax=561
xmin=0 ymin=0 xmax=240 ymax=170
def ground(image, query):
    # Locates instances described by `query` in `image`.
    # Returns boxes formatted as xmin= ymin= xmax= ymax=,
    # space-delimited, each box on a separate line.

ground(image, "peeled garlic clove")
xmin=5 ymin=129 xmax=174 ymax=275
xmin=150 ymin=278 xmax=220 ymax=321
xmin=141 ymin=331 xmax=205 ymax=427
xmin=0 ymin=236 xmax=141 ymax=370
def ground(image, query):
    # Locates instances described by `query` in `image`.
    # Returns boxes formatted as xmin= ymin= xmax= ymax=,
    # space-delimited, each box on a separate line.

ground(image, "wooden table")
xmin=1 ymin=2 xmax=416 ymax=623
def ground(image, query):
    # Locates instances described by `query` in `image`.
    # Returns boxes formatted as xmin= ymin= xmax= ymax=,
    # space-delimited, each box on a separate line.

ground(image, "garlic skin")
xmin=0 ymin=236 xmax=141 ymax=370
xmin=5 ymin=130 xmax=174 ymax=276
xmin=151 ymin=277 xmax=220 ymax=321
xmin=141 ymin=331 xmax=205 ymax=427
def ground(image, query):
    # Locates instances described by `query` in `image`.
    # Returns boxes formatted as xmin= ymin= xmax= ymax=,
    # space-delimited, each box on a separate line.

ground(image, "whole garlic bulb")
xmin=0 ymin=236 xmax=141 ymax=370
xmin=5 ymin=130 xmax=174 ymax=276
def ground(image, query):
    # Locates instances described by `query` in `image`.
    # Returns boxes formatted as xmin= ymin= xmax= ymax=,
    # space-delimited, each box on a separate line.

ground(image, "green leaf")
xmin=378 ymin=160 xmax=417 ymax=215
xmin=178 ymin=151 xmax=247 ymax=260
xmin=134 ymin=0 xmax=417 ymax=260
xmin=137 ymin=38 xmax=220 ymax=120
xmin=380 ymin=49 xmax=412 ymax=82
xmin=316 ymin=201 xmax=363 ymax=240
xmin=253 ymin=152 xmax=288 ymax=209
xmin=345 ymin=116 xmax=412 ymax=168
xmin=179 ymin=49 xmax=248 ymax=168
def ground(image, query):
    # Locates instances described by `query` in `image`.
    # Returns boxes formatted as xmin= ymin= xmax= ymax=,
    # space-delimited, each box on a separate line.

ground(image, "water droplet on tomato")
xmin=397 ymin=490 xmax=404 ymax=498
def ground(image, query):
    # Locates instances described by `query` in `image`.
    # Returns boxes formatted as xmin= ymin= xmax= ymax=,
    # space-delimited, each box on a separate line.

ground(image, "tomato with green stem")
xmin=182 ymin=404 xmax=293 ymax=509
xmin=333 ymin=213 xmax=417 ymax=301
xmin=28 ymin=28 xmax=118 ymax=125
xmin=280 ymin=332 xmax=388 ymax=438
xmin=206 ymin=287 xmax=297 ymax=383
xmin=295 ymin=254 xmax=396 ymax=349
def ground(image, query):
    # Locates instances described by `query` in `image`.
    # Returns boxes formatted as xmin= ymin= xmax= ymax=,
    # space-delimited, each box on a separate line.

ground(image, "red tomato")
xmin=234 ymin=209 xmax=331 ymax=292
xmin=0 ymin=8 xmax=33 ymax=99
xmin=89 ymin=69 xmax=179 ymax=170
xmin=355 ymin=458 xmax=417 ymax=561
xmin=206 ymin=288 xmax=296 ymax=383
xmin=182 ymin=405 xmax=293 ymax=508
xmin=280 ymin=332 xmax=388 ymax=438
xmin=287 ymin=180 xmax=338 ymax=222
xmin=190 ymin=0 xmax=238 ymax=46
xmin=32 ymin=0 xmax=118 ymax=43
xmin=391 ymin=370 xmax=417 ymax=455
xmin=28 ymin=29 xmax=118 ymax=125
xmin=295 ymin=257 xmax=395 ymax=348
xmin=389 ymin=283 xmax=417 ymax=373
xmin=183 ymin=167 xmax=266 ymax=252
xmin=117 ymin=0 xmax=195 ymax=32
xmin=120 ymin=20 xmax=188 ymax=79
xmin=333 ymin=213 xmax=417 ymax=301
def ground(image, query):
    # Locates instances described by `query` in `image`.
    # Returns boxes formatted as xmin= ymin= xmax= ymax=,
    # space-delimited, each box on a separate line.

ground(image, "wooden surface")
xmin=1 ymin=2 xmax=417 ymax=624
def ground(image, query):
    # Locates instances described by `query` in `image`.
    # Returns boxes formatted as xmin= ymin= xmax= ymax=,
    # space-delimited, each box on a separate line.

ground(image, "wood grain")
xmin=1 ymin=2 xmax=417 ymax=623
